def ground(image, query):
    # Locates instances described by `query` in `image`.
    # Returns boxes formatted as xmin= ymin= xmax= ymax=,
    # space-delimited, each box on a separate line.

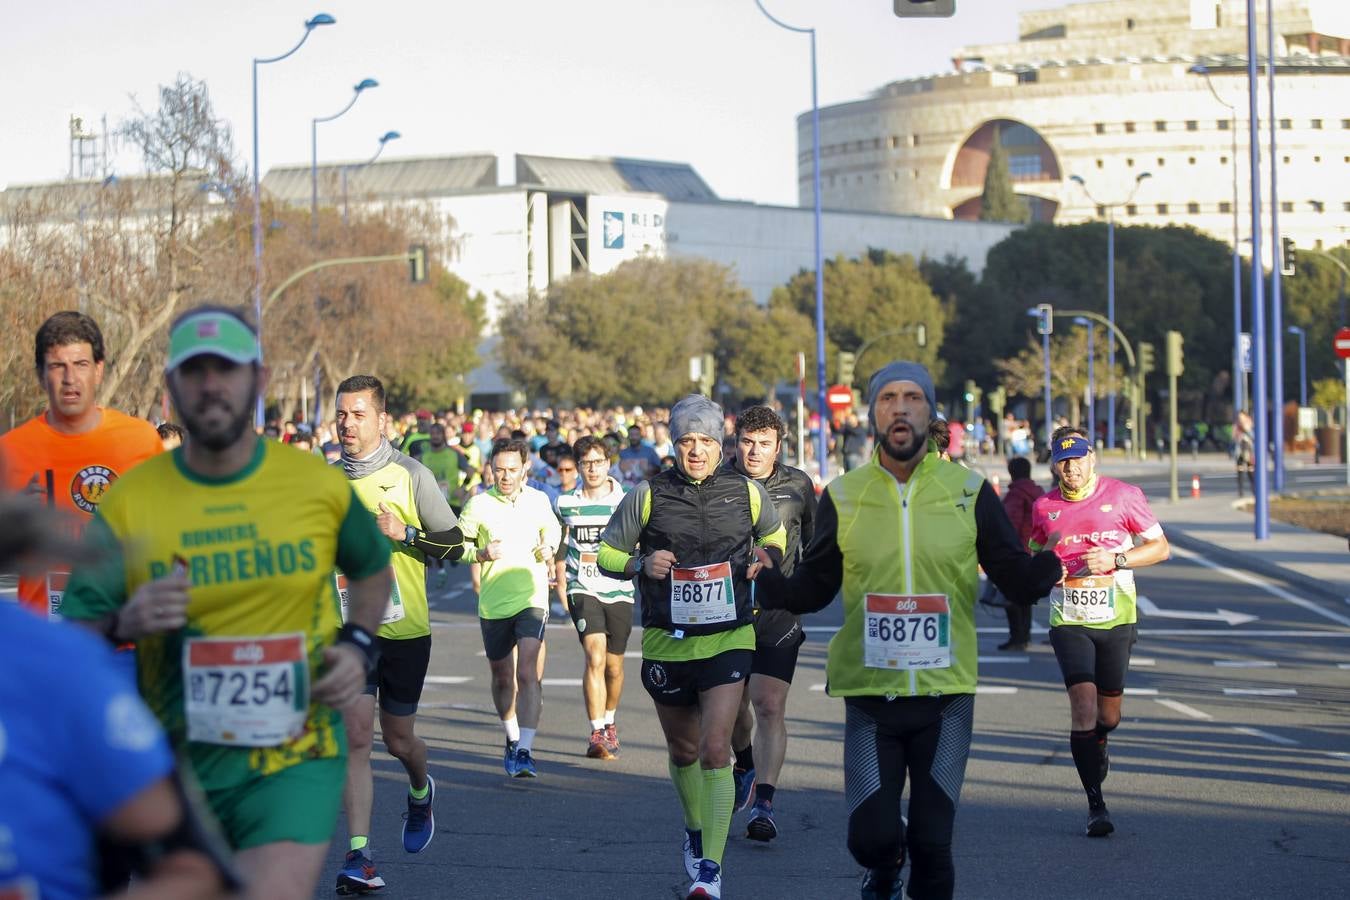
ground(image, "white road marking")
xmin=423 ymin=675 xmax=473 ymax=684
xmin=542 ymin=678 xmax=583 ymax=687
xmin=1232 ymin=726 xmax=1300 ymax=746
xmin=1125 ymin=687 xmax=1159 ymax=695
xmin=1136 ymin=593 xmax=1257 ymax=626
xmin=1154 ymin=698 xmax=1213 ymax=720
xmin=1328 ymin=752 xmax=1350 ymax=761
xmin=1139 ymin=629 xmax=1350 ymax=638
xmin=1132 ymin=657 xmax=1156 ymax=666
xmin=1296 ymin=475 xmax=1344 ymax=483
xmin=1171 ymin=545 xmax=1350 ymax=628
xmin=1223 ymin=688 xmax=1298 ymax=696
xmin=978 ymin=656 xmax=1029 ymax=663
xmin=976 ymin=686 xmax=1018 ymax=694
xmin=810 ymin=683 xmax=826 ymax=692
xmin=1213 ymin=660 xmax=1278 ymax=668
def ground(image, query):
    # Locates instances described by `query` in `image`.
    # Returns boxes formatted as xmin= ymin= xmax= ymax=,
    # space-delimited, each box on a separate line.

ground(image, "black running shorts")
xmin=363 ymin=634 xmax=432 ymax=716
xmin=751 ymin=611 xmax=805 ymax=684
xmin=480 ymin=607 xmax=548 ymax=662
xmin=1048 ymin=623 xmax=1136 ymax=692
xmin=568 ymin=593 xmax=634 ymax=656
xmin=641 ymin=649 xmax=752 ymax=707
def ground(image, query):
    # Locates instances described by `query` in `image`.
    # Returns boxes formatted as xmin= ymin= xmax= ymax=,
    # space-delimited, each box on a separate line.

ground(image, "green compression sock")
xmin=700 ymin=765 xmax=734 ymax=866
xmin=668 ymin=758 xmax=703 ymax=831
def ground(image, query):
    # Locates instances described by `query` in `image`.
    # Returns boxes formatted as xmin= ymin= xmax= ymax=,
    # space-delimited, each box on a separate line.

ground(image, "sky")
xmin=1 ymin=0 xmax=1052 ymax=207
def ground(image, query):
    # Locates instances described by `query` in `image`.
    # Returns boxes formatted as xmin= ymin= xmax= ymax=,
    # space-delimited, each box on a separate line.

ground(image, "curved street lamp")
xmin=311 ymin=77 xmax=379 ymax=239
xmin=343 ymin=130 xmax=401 ymax=225
xmin=251 ymin=12 xmax=335 ymax=426
xmin=1069 ymin=171 xmax=1151 ymax=455
xmin=752 ymin=0 xmax=829 ymax=480
xmin=1074 ymin=316 xmax=1095 ymax=442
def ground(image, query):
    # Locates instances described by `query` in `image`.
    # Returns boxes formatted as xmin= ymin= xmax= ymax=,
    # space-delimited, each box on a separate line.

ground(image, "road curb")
xmin=1165 ymin=525 xmax=1348 ymax=605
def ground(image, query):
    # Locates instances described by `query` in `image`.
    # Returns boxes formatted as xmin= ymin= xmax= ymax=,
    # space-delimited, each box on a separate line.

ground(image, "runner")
xmin=752 ymin=362 xmax=1061 ymax=900
xmin=457 ymin=437 xmax=562 ymax=778
xmin=0 ymin=311 xmax=161 ymax=621
xmin=725 ymin=406 xmax=816 ymax=842
xmin=555 ymin=435 xmax=635 ymax=761
xmin=0 ymin=494 xmax=240 ymax=900
xmin=61 ymin=304 xmax=394 ymax=900
xmin=420 ymin=421 xmax=475 ymax=510
xmin=597 ymin=395 xmax=787 ymax=900
xmin=333 ymin=375 xmax=464 ymax=893
xmin=1028 ymin=427 xmax=1170 ymax=838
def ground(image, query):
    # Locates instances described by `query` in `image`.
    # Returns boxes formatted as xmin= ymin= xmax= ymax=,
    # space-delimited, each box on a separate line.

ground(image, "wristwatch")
xmin=1113 ymin=552 xmax=1130 ymax=570
xmin=403 ymin=524 xmax=418 ymax=546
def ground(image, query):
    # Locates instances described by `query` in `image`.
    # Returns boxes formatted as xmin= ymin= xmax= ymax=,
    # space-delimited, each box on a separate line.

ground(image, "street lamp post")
xmin=1286 ymin=326 xmax=1306 ymax=409
xmin=1189 ymin=64 xmax=1245 ymax=416
xmin=251 ymin=12 xmax=335 ymax=427
xmin=1069 ymin=172 xmax=1151 ymax=455
xmin=342 ymin=131 xmax=401 ymax=226
xmin=311 ymin=78 xmax=378 ymax=240
xmin=753 ymin=0 xmax=829 ymax=481
xmin=1075 ymin=316 xmax=1095 ymax=442
xmin=1264 ymin=2 xmax=1286 ymax=490
xmin=1244 ymin=0 xmax=1270 ymax=540
xmin=1027 ymin=308 xmax=1052 ymax=448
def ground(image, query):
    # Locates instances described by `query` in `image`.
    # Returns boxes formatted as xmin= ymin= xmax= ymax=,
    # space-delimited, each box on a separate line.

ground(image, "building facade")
xmin=803 ymin=0 xmax=1350 ymax=253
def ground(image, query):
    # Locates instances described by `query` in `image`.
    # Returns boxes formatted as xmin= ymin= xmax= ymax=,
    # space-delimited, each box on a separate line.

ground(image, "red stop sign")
xmin=1335 ymin=326 xmax=1350 ymax=360
xmin=826 ymin=384 xmax=854 ymax=410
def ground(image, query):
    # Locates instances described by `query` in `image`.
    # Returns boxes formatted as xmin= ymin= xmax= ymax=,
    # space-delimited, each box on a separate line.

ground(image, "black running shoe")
xmin=860 ymin=868 xmax=903 ymax=899
xmin=1086 ymin=806 xmax=1114 ymax=838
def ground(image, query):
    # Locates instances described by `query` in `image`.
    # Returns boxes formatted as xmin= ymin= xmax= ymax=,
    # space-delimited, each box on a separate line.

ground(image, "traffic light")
xmin=838 ymin=351 xmax=857 ymax=387
xmin=1035 ymin=303 xmax=1053 ymax=335
xmin=987 ymin=385 xmax=1007 ymax=415
xmin=894 ymin=0 xmax=955 ymax=16
xmin=1138 ymin=341 xmax=1156 ymax=376
xmin=963 ymin=379 xmax=976 ymax=403
xmin=408 ymin=244 xmax=428 ymax=283
xmin=1166 ymin=330 xmax=1185 ymax=376
xmin=1281 ymin=237 xmax=1296 ymax=276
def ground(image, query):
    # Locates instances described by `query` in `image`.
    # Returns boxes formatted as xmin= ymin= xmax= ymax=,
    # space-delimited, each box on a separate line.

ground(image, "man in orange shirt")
xmin=0 ymin=311 xmax=161 ymax=619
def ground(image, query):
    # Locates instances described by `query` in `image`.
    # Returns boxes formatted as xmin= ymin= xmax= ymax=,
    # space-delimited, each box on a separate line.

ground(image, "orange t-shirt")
xmin=0 ymin=408 xmax=162 ymax=617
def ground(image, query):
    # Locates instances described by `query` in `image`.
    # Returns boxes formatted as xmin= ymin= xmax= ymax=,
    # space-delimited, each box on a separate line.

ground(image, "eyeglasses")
xmin=579 ymin=458 xmax=608 ymax=469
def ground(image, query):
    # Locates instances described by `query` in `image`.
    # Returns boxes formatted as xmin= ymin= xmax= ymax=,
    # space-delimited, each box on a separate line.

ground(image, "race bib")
xmin=863 ymin=594 xmax=951 ymax=670
xmin=46 ymin=570 xmax=68 ymax=621
xmin=1057 ymin=575 xmax=1116 ymax=624
xmin=577 ymin=551 xmax=602 ymax=583
xmin=183 ymin=633 xmax=309 ymax=747
xmin=670 ymin=561 xmax=736 ymax=626
xmin=335 ymin=571 xmax=406 ymax=625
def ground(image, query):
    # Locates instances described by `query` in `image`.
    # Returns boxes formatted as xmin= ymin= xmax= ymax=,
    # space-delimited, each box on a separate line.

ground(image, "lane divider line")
xmin=1154 ymin=698 xmax=1213 ymax=720
xmin=1213 ymin=660 xmax=1278 ymax=668
xmin=1170 ymin=545 xmax=1350 ymax=628
xmin=1223 ymin=688 xmax=1298 ymax=696
xmin=1232 ymin=726 xmax=1300 ymax=746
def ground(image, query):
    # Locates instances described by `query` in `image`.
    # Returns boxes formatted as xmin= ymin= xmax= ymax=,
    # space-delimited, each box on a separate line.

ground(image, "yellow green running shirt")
xmin=61 ymin=440 xmax=390 ymax=792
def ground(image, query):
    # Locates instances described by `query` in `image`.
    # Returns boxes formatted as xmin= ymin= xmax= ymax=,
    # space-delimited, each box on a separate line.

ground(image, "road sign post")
xmin=1336 ymin=327 xmax=1350 ymax=485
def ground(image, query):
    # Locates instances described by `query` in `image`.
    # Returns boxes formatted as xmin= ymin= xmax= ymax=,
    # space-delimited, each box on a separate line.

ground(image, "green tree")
xmin=496 ymin=257 xmax=788 ymax=406
xmin=995 ymin=328 xmax=1117 ymax=426
xmin=773 ymin=249 xmax=945 ymax=393
xmin=1283 ymin=247 xmax=1350 ymax=390
xmin=979 ymin=129 xmax=1028 ymax=224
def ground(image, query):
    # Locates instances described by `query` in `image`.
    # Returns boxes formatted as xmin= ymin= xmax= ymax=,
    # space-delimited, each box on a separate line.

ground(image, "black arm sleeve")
xmin=798 ymin=471 xmax=818 ymax=554
xmin=974 ymin=482 xmax=1061 ymax=605
xmin=409 ymin=526 xmax=467 ymax=562
xmin=756 ymin=488 xmax=843 ymax=615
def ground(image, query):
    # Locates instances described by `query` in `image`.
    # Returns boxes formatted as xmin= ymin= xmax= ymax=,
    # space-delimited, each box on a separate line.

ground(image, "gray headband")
xmin=867 ymin=361 xmax=936 ymax=430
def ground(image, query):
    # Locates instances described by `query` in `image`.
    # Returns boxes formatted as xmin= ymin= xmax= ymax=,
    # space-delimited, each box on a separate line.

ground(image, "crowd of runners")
xmin=0 ymin=307 xmax=1169 ymax=900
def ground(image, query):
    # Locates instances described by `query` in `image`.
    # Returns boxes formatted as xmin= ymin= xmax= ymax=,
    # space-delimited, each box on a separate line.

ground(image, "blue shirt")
xmin=0 ymin=605 xmax=174 ymax=900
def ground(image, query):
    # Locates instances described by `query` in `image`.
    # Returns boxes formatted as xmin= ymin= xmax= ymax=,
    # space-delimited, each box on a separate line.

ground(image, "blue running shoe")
xmin=732 ymin=766 xmax=755 ymax=813
xmin=746 ymin=798 xmax=777 ymax=842
xmin=682 ymin=829 xmax=703 ymax=880
xmin=687 ymin=859 xmax=721 ymax=899
xmin=513 ymin=746 xmax=537 ymax=778
xmin=504 ymin=740 xmax=520 ymax=777
xmin=335 ymin=849 xmax=386 ymax=895
xmin=401 ymin=775 xmax=435 ymax=854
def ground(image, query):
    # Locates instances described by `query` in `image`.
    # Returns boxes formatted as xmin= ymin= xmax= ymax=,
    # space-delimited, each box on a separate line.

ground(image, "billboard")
xmin=586 ymin=194 xmax=670 ymax=275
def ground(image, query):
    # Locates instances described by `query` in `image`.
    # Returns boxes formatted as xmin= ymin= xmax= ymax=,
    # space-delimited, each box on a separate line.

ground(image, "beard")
xmin=172 ymin=374 xmax=258 ymax=452
xmin=878 ymin=419 xmax=927 ymax=463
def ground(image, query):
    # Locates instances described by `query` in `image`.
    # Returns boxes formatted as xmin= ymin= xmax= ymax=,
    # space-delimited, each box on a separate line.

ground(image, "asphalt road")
xmin=320 ymin=550 xmax=1350 ymax=899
